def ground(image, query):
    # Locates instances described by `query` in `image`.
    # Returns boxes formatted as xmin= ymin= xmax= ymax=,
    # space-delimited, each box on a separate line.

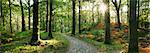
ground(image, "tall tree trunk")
xmin=128 ymin=0 xmax=139 ymax=53
xmin=72 ymin=0 xmax=76 ymax=35
xmin=28 ymin=0 xmax=31 ymax=30
xmin=137 ymin=0 xmax=139 ymax=28
xmin=117 ymin=9 xmax=121 ymax=29
xmin=78 ymin=0 xmax=81 ymax=34
xmin=92 ymin=2 xmax=94 ymax=25
xmin=127 ymin=0 xmax=130 ymax=25
xmin=112 ymin=0 xmax=121 ymax=29
xmin=20 ymin=0 xmax=26 ymax=31
xmin=1 ymin=0 xmax=4 ymax=26
xmin=0 ymin=0 xmax=2 ymax=18
xmin=30 ymin=0 xmax=39 ymax=45
xmin=46 ymin=0 xmax=48 ymax=32
xmin=117 ymin=10 xmax=121 ymax=29
xmin=48 ymin=0 xmax=53 ymax=39
xmin=104 ymin=0 xmax=111 ymax=44
xmin=8 ymin=0 xmax=12 ymax=33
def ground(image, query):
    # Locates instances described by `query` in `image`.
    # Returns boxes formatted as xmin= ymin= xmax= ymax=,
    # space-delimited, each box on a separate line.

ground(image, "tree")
xmin=48 ymin=0 xmax=53 ymax=39
xmin=128 ymin=0 xmax=139 ymax=53
xmin=78 ymin=0 xmax=81 ymax=34
xmin=72 ymin=0 xmax=76 ymax=35
xmin=0 ymin=0 xmax=4 ymax=26
xmin=28 ymin=0 xmax=31 ymax=30
xmin=0 ymin=0 xmax=1 ymax=18
xmin=46 ymin=0 xmax=48 ymax=32
xmin=104 ymin=0 xmax=111 ymax=44
xmin=8 ymin=0 xmax=12 ymax=33
xmin=112 ymin=0 xmax=121 ymax=29
xmin=137 ymin=0 xmax=140 ymax=27
xmin=30 ymin=0 xmax=39 ymax=45
xmin=20 ymin=0 xmax=26 ymax=31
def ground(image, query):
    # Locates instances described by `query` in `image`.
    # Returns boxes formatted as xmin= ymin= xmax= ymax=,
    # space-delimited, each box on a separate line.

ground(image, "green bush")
xmin=91 ymin=30 xmax=104 ymax=36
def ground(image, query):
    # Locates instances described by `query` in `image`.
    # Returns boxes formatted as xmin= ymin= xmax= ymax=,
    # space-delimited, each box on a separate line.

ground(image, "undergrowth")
xmin=0 ymin=31 xmax=69 ymax=53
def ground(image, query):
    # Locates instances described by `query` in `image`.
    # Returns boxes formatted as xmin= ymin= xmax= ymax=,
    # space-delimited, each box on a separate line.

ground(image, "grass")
xmin=0 ymin=31 xmax=69 ymax=53
xmin=80 ymin=37 xmax=123 ymax=52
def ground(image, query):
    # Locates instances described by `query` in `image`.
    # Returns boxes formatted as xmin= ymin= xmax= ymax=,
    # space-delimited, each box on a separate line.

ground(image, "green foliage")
xmin=91 ymin=30 xmax=104 ymax=36
xmin=82 ymin=29 xmax=104 ymax=37
xmin=40 ymin=31 xmax=48 ymax=40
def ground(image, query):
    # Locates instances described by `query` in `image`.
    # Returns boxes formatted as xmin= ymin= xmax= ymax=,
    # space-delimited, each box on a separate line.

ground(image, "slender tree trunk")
xmin=127 ymin=0 xmax=130 ymax=25
xmin=28 ymin=0 xmax=31 ymax=30
xmin=30 ymin=0 xmax=39 ymax=45
xmin=1 ymin=0 xmax=4 ymax=26
xmin=17 ymin=16 xmax=19 ymax=31
xmin=112 ymin=0 xmax=121 ymax=29
xmin=72 ymin=0 xmax=76 ymax=35
xmin=128 ymin=0 xmax=139 ymax=53
xmin=117 ymin=9 xmax=121 ymax=29
xmin=48 ymin=0 xmax=53 ymax=39
xmin=104 ymin=0 xmax=111 ymax=44
xmin=8 ymin=0 xmax=12 ymax=33
xmin=46 ymin=0 xmax=48 ymax=32
xmin=92 ymin=2 xmax=94 ymax=25
xmin=20 ymin=0 xmax=26 ymax=31
xmin=61 ymin=22 xmax=63 ymax=33
xmin=137 ymin=0 xmax=139 ymax=28
xmin=78 ymin=0 xmax=81 ymax=34
xmin=0 ymin=0 xmax=1 ymax=18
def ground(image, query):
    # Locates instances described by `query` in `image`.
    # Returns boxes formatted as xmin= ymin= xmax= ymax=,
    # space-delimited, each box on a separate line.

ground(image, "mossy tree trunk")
xmin=104 ymin=0 xmax=111 ymax=44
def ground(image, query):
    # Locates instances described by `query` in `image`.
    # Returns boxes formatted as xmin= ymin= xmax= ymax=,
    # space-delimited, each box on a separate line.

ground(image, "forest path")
xmin=64 ymin=35 xmax=98 ymax=53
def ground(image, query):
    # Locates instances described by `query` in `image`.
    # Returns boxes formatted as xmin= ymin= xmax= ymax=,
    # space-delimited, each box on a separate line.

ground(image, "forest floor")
xmin=64 ymin=35 xmax=98 ymax=53
xmin=0 ymin=30 xmax=150 ymax=53
xmin=0 ymin=31 xmax=69 ymax=53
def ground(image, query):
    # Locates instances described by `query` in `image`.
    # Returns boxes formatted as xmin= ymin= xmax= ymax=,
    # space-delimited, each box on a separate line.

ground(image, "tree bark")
xmin=20 ymin=0 xmax=26 ymax=31
xmin=117 ymin=9 xmax=121 ymax=29
xmin=48 ymin=0 xmax=53 ymax=39
xmin=17 ymin=16 xmax=19 ymax=31
xmin=137 ymin=0 xmax=139 ymax=28
xmin=112 ymin=0 xmax=121 ymax=29
xmin=104 ymin=0 xmax=111 ymax=44
xmin=8 ymin=0 xmax=12 ymax=33
xmin=128 ymin=0 xmax=139 ymax=53
xmin=30 ymin=0 xmax=39 ymax=45
xmin=28 ymin=0 xmax=31 ymax=30
xmin=72 ymin=0 xmax=76 ymax=35
xmin=46 ymin=0 xmax=48 ymax=32
xmin=78 ymin=0 xmax=81 ymax=34
xmin=0 ymin=0 xmax=4 ymax=26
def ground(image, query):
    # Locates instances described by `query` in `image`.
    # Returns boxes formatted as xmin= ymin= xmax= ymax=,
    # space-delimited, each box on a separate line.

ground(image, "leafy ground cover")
xmin=74 ymin=29 xmax=123 ymax=53
xmin=0 ymin=31 xmax=69 ymax=53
